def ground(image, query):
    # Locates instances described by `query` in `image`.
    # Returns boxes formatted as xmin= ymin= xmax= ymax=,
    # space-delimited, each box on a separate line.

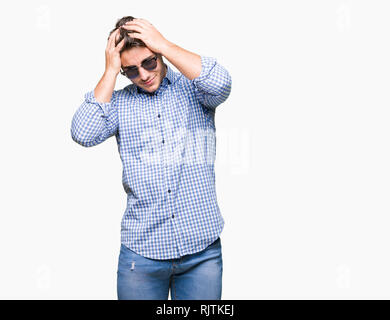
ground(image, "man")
xmin=71 ymin=16 xmax=232 ymax=300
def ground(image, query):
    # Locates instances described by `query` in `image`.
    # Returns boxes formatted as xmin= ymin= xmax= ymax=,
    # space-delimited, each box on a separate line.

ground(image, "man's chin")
xmin=144 ymin=83 xmax=159 ymax=92
xmin=144 ymin=86 xmax=156 ymax=93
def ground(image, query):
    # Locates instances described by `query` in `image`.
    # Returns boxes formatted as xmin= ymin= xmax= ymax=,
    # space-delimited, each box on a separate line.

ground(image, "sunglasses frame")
xmin=120 ymin=55 xmax=158 ymax=79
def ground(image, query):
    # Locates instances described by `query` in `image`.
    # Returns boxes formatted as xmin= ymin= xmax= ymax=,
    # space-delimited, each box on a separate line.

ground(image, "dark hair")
xmin=108 ymin=16 xmax=147 ymax=54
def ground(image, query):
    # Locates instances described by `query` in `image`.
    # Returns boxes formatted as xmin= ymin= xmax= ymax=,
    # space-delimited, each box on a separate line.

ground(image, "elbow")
xmin=71 ymin=129 xmax=94 ymax=148
xmin=219 ymin=72 xmax=232 ymax=102
xmin=70 ymin=119 xmax=98 ymax=148
xmin=211 ymin=69 xmax=233 ymax=107
xmin=205 ymin=73 xmax=232 ymax=109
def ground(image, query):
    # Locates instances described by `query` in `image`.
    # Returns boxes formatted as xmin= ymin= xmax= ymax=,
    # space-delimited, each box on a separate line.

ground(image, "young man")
xmin=71 ymin=16 xmax=232 ymax=300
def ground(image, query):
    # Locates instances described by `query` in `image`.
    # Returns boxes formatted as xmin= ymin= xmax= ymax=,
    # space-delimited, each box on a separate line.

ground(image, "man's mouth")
xmin=144 ymin=76 xmax=155 ymax=86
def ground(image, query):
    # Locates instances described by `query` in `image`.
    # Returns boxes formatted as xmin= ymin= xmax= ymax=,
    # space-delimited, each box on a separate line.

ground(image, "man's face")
xmin=120 ymin=46 xmax=166 ymax=94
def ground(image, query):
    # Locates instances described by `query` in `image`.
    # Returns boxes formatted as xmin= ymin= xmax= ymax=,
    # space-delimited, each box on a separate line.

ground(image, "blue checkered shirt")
xmin=71 ymin=56 xmax=232 ymax=259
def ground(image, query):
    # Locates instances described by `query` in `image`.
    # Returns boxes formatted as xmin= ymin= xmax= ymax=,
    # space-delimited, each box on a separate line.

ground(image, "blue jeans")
xmin=117 ymin=237 xmax=223 ymax=300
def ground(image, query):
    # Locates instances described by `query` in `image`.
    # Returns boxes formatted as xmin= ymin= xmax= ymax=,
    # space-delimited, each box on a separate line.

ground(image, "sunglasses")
xmin=120 ymin=55 xmax=158 ymax=79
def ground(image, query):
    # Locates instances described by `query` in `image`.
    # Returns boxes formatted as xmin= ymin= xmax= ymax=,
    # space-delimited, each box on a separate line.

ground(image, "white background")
xmin=0 ymin=0 xmax=389 ymax=299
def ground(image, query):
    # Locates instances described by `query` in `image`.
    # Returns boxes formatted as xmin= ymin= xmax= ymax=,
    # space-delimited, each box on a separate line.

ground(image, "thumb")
xmin=115 ymin=38 xmax=125 ymax=51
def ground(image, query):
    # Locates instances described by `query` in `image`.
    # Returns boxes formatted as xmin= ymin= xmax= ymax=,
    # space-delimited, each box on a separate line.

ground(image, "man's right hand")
xmin=92 ymin=28 xmax=125 ymax=103
xmin=105 ymin=28 xmax=125 ymax=75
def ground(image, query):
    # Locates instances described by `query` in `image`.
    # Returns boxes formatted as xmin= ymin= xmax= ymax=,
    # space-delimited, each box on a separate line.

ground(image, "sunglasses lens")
xmin=125 ymin=69 xmax=139 ymax=79
xmin=123 ymin=56 xmax=157 ymax=79
xmin=142 ymin=57 xmax=157 ymax=71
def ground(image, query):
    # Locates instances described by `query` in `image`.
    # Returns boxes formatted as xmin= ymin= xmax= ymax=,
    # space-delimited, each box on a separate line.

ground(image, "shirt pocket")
xmin=123 ymin=102 xmax=161 ymax=164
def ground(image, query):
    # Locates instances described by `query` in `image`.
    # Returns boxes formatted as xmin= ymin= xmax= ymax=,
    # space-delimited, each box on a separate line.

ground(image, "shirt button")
xmin=162 ymin=139 xmax=165 ymax=144
xmin=172 ymin=214 xmax=175 ymax=218
xmin=168 ymin=189 xmax=171 ymax=193
xmin=158 ymin=114 xmax=161 ymax=118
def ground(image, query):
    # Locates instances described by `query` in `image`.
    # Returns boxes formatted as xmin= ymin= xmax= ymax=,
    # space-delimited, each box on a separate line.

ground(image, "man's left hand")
xmin=121 ymin=18 xmax=171 ymax=55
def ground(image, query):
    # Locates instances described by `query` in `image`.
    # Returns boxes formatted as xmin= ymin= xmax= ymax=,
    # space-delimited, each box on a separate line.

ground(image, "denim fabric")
xmin=117 ymin=237 xmax=223 ymax=300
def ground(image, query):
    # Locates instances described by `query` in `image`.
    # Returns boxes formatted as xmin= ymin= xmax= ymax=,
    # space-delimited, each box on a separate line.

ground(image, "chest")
xmin=117 ymin=88 xmax=214 ymax=159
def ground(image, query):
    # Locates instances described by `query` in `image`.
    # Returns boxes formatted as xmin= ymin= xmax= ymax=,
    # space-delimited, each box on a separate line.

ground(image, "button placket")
xmin=157 ymin=93 xmax=170 ymax=202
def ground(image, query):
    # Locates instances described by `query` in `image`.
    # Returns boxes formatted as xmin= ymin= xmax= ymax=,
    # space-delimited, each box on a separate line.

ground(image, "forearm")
xmin=94 ymin=69 xmax=118 ymax=103
xmin=161 ymin=41 xmax=202 ymax=80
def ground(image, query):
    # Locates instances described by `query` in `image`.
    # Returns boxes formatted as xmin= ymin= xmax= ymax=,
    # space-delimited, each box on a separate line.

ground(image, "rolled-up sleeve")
xmin=191 ymin=56 xmax=232 ymax=109
xmin=71 ymin=90 xmax=119 ymax=147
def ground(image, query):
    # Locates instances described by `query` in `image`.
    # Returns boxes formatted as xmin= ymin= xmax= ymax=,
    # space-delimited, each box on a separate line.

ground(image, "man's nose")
xmin=138 ymin=67 xmax=151 ymax=81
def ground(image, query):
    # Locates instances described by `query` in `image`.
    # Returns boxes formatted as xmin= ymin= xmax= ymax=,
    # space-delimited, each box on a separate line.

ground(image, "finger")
xmin=131 ymin=20 xmax=154 ymax=32
xmin=121 ymin=25 xmax=143 ymax=34
xmin=124 ymin=20 xmax=148 ymax=29
xmin=114 ymin=38 xmax=125 ymax=51
xmin=107 ymin=28 xmax=120 ymax=50
xmin=122 ymin=22 xmax=145 ymax=31
xmin=106 ymin=32 xmax=114 ymax=49
xmin=134 ymin=18 xmax=152 ymax=26
xmin=129 ymin=32 xmax=142 ymax=40
xmin=107 ymin=28 xmax=119 ymax=44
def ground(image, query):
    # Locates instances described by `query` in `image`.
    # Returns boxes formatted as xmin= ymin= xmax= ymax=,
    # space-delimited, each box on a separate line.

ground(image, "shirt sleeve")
xmin=71 ymin=90 xmax=119 ymax=147
xmin=191 ymin=56 xmax=232 ymax=109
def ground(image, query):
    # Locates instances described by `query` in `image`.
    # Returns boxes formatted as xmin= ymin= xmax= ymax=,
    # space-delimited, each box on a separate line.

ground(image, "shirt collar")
xmin=126 ymin=63 xmax=177 ymax=96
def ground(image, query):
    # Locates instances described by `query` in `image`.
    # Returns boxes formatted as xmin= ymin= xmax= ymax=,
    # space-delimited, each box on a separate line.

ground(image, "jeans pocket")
xmin=119 ymin=244 xmax=138 ymax=269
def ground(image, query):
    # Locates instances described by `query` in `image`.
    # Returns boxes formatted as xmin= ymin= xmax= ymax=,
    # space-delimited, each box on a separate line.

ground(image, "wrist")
xmin=160 ymin=40 xmax=175 ymax=56
xmin=104 ymin=68 xmax=119 ymax=78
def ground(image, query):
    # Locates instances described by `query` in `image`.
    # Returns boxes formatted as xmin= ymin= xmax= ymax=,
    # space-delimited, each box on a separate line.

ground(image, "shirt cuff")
xmin=191 ymin=56 xmax=217 ymax=84
xmin=84 ymin=90 xmax=116 ymax=118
